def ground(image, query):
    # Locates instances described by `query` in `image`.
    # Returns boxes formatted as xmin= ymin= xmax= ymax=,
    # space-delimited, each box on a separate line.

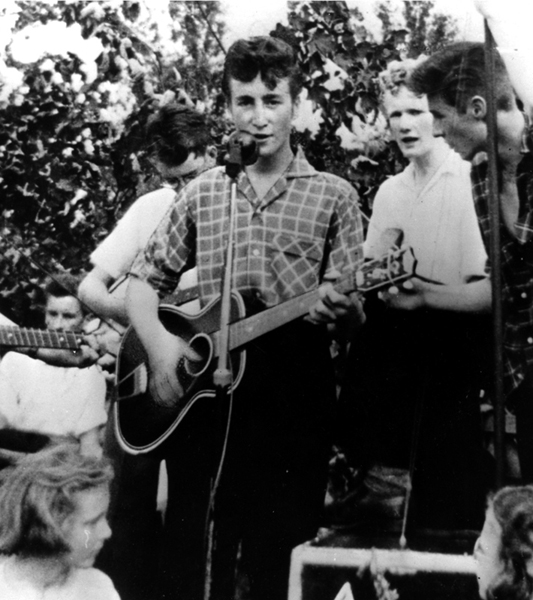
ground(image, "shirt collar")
xmin=236 ymin=147 xmax=317 ymax=209
xmin=401 ymin=146 xmax=459 ymax=189
xmin=235 ymin=147 xmax=317 ymax=183
xmin=284 ymin=147 xmax=318 ymax=179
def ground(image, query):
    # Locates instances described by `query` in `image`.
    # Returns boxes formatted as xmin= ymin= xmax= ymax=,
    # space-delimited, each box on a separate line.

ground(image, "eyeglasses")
xmin=147 ymin=155 xmax=203 ymax=190
xmin=162 ymin=169 xmax=201 ymax=189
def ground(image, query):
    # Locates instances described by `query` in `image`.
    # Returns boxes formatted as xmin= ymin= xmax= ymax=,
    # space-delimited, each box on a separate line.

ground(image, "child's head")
xmin=43 ymin=273 xmax=84 ymax=331
xmin=474 ymin=486 xmax=533 ymax=600
xmin=0 ymin=443 xmax=113 ymax=568
xmin=222 ymin=36 xmax=302 ymax=102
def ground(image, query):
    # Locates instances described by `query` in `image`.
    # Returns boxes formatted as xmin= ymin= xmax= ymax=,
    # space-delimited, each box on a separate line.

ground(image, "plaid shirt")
xmin=471 ymin=121 xmax=533 ymax=392
xmin=131 ymin=148 xmax=363 ymax=311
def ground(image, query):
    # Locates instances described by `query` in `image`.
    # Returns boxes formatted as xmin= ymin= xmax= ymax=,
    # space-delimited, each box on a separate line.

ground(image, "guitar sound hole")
xmin=185 ymin=334 xmax=212 ymax=377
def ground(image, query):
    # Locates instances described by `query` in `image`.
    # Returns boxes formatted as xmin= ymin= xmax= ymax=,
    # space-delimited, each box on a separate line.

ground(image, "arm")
xmin=308 ymin=180 xmax=367 ymax=338
xmin=379 ymin=276 xmax=492 ymax=313
xmin=79 ymin=266 xmax=129 ymax=327
xmin=79 ymin=426 xmax=103 ymax=458
xmin=126 ymin=276 xmax=199 ymax=406
xmin=29 ymin=345 xmax=100 ymax=368
xmin=475 ymin=0 xmax=533 ymax=114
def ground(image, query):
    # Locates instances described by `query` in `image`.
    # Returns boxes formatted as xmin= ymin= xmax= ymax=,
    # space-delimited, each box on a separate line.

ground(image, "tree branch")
xmin=194 ymin=1 xmax=226 ymax=56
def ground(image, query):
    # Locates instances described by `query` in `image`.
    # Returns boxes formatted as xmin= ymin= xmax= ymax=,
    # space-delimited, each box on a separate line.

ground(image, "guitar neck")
xmin=228 ymin=272 xmax=358 ymax=351
xmin=229 ymin=288 xmax=320 ymax=350
xmin=227 ymin=247 xmax=411 ymax=351
xmin=0 ymin=327 xmax=81 ymax=350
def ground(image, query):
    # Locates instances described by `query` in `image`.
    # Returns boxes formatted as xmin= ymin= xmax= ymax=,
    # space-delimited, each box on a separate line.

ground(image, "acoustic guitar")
xmin=114 ymin=247 xmax=413 ymax=454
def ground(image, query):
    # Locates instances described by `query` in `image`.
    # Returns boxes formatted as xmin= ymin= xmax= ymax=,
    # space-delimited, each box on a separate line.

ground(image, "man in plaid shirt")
xmin=409 ymin=0 xmax=533 ymax=485
xmin=127 ymin=36 xmax=364 ymax=600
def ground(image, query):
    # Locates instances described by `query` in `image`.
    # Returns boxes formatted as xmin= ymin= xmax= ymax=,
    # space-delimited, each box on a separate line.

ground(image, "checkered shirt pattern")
xmin=131 ymin=148 xmax=363 ymax=310
xmin=471 ymin=123 xmax=533 ymax=392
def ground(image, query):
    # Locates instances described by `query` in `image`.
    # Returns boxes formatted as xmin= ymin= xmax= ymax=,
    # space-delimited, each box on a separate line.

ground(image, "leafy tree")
xmin=0 ymin=0 xmax=226 ymax=324
xmin=403 ymin=0 xmax=458 ymax=56
xmin=282 ymin=1 xmax=406 ymax=214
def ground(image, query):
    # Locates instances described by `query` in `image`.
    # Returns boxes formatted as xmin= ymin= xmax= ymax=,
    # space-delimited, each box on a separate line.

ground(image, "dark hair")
xmin=0 ymin=443 xmax=113 ymax=558
xmin=222 ymin=36 xmax=303 ymax=101
xmin=409 ymin=42 xmax=514 ymax=113
xmin=488 ymin=486 xmax=533 ymax=600
xmin=44 ymin=273 xmax=82 ymax=305
xmin=145 ymin=103 xmax=211 ymax=167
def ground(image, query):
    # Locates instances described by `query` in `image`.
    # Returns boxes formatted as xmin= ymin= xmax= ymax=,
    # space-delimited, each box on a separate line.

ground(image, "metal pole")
xmin=484 ymin=21 xmax=505 ymax=488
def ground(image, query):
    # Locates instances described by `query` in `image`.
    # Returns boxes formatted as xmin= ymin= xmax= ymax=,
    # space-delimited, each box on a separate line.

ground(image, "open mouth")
xmin=402 ymin=137 xmax=418 ymax=144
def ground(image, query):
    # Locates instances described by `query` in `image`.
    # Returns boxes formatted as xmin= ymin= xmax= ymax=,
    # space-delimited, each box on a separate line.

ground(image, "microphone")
xmin=225 ymin=132 xmax=258 ymax=179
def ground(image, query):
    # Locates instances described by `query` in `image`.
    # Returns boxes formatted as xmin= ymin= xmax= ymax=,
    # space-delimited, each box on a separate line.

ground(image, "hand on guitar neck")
xmin=308 ymin=270 xmax=366 ymax=339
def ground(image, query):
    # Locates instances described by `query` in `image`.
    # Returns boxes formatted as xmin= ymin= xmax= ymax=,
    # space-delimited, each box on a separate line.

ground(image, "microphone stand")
xmin=203 ymin=134 xmax=252 ymax=600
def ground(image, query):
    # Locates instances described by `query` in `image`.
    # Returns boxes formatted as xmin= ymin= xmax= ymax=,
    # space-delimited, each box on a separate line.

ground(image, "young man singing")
xmin=126 ymin=36 xmax=364 ymax=600
xmin=336 ymin=59 xmax=490 ymax=531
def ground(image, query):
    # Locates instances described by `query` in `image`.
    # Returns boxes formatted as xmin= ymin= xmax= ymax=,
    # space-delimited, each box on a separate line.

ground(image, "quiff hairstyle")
xmin=378 ymin=57 xmax=427 ymax=98
xmin=488 ymin=485 xmax=533 ymax=600
xmin=0 ymin=443 xmax=113 ymax=558
xmin=377 ymin=57 xmax=427 ymax=114
xmin=145 ymin=103 xmax=211 ymax=167
xmin=222 ymin=36 xmax=303 ymax=101
xmin=409 ymin=41 xmax=515 ymax=113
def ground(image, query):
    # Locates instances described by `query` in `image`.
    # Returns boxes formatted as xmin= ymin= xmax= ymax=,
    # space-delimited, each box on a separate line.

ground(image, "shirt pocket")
xmin=269 ymin=233 xmax=323 ymax=294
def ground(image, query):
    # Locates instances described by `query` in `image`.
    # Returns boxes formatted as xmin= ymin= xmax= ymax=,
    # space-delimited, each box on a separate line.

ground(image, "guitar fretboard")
xmin=0 ymin=327 xmax=81 ymax=350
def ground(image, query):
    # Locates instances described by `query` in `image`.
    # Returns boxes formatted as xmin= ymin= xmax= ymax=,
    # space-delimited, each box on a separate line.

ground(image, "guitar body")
xmin=114 ymin=293 xmax=246 ymax=454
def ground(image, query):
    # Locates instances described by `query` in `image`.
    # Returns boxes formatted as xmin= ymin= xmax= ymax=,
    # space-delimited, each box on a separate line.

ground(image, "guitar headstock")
xmin=355 ymin=246 xmax=414 ymax=293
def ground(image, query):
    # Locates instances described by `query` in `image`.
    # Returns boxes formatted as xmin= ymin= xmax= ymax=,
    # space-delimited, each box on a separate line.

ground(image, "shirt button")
xmin=528 ymin=337 xmax=533 ymax=344
xmin=252 ymin=248 xmax=260 ymax=257
xmin=521 ymin=292 xmax=527 ymax=299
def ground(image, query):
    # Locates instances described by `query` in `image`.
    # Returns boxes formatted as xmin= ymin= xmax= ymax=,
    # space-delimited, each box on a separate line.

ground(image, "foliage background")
xmin=0 ymin=0 xmax=458 ymax=325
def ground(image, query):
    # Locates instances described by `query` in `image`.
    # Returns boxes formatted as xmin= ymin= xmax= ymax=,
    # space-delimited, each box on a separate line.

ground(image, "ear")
xmin=468 ymin=96 xmax=487 ymax=120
